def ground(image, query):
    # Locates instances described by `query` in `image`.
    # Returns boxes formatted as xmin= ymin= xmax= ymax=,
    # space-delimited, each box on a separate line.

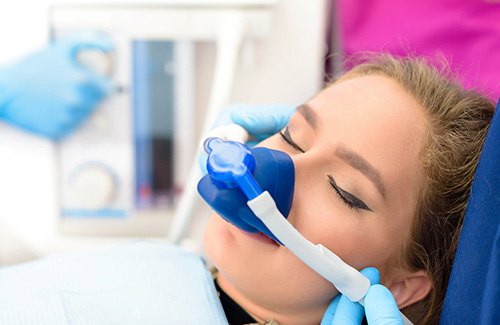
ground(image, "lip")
xmin=238 ymin=229 xmax=280 ymax=246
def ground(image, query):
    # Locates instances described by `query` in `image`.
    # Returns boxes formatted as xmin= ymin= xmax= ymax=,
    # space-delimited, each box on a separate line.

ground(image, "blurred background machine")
xmin=0 ymin=0 xmax=328 ymax=263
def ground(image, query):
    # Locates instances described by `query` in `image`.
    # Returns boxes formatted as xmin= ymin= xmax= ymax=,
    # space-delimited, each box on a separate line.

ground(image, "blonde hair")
xmin=337 ymin=55 xmax=495 ymax=324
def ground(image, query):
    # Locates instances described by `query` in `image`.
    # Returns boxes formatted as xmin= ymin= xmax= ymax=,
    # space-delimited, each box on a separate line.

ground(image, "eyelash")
xmin=279 ymin=126 xmax=372 ymax=212
xmin=279 ymin=127 xmax=305 ymax=153
xmin=328 ymin=175 xmax=372 ymax=211
xmin=328 ymin=176 xmax=356 ymax=209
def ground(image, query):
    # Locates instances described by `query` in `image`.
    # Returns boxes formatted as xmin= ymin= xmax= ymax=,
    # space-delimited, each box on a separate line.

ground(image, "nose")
xmin=198 ymin=144 xmax=295 ymax=242
xmin=286 ymin=149 xmax=325 ymax=220
xmin=289 ymin=150 xmax=315 ymax=186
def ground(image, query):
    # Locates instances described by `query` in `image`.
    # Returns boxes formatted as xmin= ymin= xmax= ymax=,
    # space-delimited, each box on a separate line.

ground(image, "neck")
xmin=217 ymin=274 xmax=325 ymax=325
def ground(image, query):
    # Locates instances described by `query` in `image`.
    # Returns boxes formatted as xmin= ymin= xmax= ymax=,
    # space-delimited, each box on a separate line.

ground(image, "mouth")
xmin=238 ymin=229 xmax=280 ymax=246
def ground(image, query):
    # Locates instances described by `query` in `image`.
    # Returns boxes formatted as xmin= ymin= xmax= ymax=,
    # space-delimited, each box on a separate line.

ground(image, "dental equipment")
xmin=198 ymin=129 xmax=413 ymax=324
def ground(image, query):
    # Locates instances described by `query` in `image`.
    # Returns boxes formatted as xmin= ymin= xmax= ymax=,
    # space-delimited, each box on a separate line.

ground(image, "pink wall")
xmin=339 ymin=0 xmax=500 ymax=100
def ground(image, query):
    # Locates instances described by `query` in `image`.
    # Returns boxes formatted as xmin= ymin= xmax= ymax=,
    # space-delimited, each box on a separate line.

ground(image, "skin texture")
xmin=204 ymin=75 xmax=430 ymax=324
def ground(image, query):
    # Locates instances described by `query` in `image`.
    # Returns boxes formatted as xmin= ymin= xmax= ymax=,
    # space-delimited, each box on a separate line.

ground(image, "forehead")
xmin=307 ymin=75 xmax=428 ymax=199
xmin=312 ymin=75 xmax=421 ymax=118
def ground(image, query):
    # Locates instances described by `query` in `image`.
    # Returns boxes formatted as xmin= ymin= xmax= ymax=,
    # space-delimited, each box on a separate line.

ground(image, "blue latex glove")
xmin=321 ymin=267 xmax=404 ymax=325
xmin=228 ymin=103 xmax=295 ymax=147
xmin=0 ymin=32 xmax=113 ymax=140
xmin=199 ymin=103 xmax=295 ymax=173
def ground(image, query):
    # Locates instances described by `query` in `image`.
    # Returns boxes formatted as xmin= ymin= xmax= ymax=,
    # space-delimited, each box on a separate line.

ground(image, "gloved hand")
xmin=0 ymin=32 xmax=113 ymax=140
xmin=321 ymin=267 xmax=404 ymax=325
xmin=227 ymin=103 xmax=295 ymax=147
xmin=199 ymin=103 xmax=295 ymax=173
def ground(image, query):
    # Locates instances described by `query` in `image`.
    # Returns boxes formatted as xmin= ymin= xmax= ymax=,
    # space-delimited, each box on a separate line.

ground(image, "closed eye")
xmin=280 ymin=126 xmax=371 ymax=211
xmin=328 ymin=175 xmax=372 ymax=211
xmin=279 ymin=127 xmax=305 ymax=153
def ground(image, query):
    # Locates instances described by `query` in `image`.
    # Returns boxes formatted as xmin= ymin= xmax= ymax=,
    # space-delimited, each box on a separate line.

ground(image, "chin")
xmin=204 ymin=214 xmax=343 ymax=323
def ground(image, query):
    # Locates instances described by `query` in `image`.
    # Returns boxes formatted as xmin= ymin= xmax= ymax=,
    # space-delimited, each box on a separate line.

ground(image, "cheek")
xmin=204 ymin=214 xmax=246 ymax=267
xmin=290 ymin=187 xmax=401 ymax=272
xmin=204 ymin=214 xmax=230 ymax=266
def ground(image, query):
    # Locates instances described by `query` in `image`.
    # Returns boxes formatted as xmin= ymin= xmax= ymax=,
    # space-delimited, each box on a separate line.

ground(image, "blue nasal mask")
xmin=197 ymin=138 xmax=294 ymax=243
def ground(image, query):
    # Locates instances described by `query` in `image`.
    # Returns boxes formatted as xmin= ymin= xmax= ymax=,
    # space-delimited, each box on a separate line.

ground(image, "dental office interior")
xmin=0 ymin=0 xmax=327 ymax=260
xmin=0 ymin=0 xmax=498 ymax=324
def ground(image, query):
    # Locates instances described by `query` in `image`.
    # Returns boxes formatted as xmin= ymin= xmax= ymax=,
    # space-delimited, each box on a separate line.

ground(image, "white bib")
xmin=0 ymin=241 xmax=228 ymax=325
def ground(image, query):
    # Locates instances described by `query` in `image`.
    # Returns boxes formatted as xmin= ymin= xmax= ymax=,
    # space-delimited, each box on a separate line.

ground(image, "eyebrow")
xmin=298 ymin=104 xmax=386 ymax=198
xmin=297 ymin=104 xmax=317 ymax=129
xmin=335 ymin=146 xmax=387 ymax=199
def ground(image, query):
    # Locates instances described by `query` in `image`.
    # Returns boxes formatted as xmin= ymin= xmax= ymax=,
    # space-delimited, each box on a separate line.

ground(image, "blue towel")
xmin=441 ymin=99 xmax=500 ymax=324
xmin=0 ymin=241 xmax=228 ymax=325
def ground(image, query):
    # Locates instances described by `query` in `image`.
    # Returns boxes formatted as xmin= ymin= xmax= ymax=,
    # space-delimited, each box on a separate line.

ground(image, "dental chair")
xmin=0 ymin=101 xmax=498 ymax=324
xmin=440 ymin=99 xmax=500 ymax=324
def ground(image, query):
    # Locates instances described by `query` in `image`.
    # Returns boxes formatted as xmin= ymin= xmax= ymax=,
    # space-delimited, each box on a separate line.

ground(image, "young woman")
xmin=204 ymin=55 xmax=495 ymax=324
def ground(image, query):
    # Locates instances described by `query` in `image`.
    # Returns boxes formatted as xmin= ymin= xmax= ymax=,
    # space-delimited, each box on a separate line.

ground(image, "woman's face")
xmin=204 ymin=75 xmax=428 ymax=323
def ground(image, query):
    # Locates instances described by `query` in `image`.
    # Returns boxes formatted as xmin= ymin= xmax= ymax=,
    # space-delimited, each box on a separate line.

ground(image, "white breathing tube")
xmin=248 ymin=191 xmax=370 ymax=302
xmin=248 ymin=192 xmax=413 ymax=325
xmin=207 ymin=124 xmax=413 ymax=324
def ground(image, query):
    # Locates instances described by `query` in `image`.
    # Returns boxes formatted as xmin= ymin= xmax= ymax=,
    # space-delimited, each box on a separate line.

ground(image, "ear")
xmin=387 ymin=270 xmax=432 ymax=309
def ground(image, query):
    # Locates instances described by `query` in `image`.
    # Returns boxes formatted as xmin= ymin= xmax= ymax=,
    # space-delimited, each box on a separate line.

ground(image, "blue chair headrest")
xmin=441 ymin=99 xmax=500 ymax=324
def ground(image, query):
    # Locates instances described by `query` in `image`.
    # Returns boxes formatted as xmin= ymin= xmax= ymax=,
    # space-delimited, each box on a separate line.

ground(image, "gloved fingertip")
xmin=360 ymin=267 xmax=380 ymax=285
xmin=320 ymin=295 xmax=341 ymax=325
xmin=365 ymin=285 xmax=403 ymax=325
xmin=331 ymin=295 xmax=364 ymax=325
xmin=275 ymin=104 xmax=296 ymax=119
xmin=366 ymin=284 xmax=396 ymax=302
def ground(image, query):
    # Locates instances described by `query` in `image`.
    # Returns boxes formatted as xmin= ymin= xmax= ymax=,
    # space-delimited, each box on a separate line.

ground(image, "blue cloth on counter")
xmin=441 ymin=99 xmax=500 ymax=324
xmin=0 ymin=241 xmax=228 ymax=325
